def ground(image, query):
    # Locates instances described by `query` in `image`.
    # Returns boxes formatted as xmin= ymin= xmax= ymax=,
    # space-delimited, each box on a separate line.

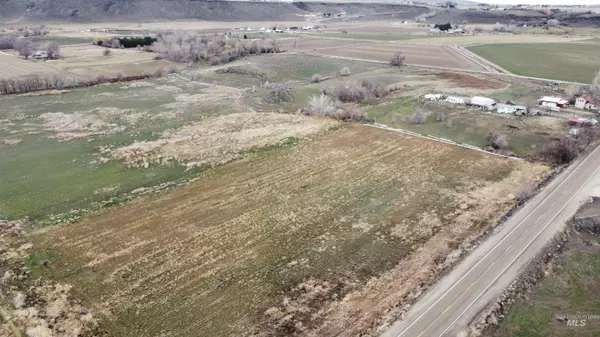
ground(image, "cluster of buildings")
xmin=423 ymin=94 xmax=528 ymax=115
xmin=538 ymin=95 xmax=600 ymax=112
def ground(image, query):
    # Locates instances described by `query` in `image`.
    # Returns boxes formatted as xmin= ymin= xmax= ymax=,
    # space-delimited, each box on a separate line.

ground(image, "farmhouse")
xmin=538 ymin=96 xmax=568 ymax=108
xmin=470 ymin=96 xmax=496 ymax=109
xmin=575 ymin=94 xmax=599 ymax=111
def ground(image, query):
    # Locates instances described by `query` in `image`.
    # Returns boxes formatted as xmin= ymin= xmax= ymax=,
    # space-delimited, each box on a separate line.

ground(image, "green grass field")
xmin=0 ymin=55 xmax=385 ymax=223
xmin=301 ymin=32 xmax=436 ymax=41
xmin=468 ymin=43 xmax=600 ymax=83
xmin=0 ymin=76 xmax=224 ymax=222
xmin=494 ymin=232 xmax=600 ymax=337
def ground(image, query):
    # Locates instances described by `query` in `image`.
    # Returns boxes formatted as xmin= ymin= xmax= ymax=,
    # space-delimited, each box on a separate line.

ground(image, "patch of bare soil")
xmin=119 ymin=81 xmax=154 ymax=89
xmin=17 ymin=90 xmax=72 ymax=97
xmin=113 ymin=112 xmax=338 ymax=169
xmin=437 ymin=72 xmax=506 ymax=90
xmin=39 ymin=107 xmax=131 ymax=141
xmin=2 ymin=138 xmax=22 ymax=146
xmin=0 ymin=220 xmax=99 ymax=336
xmin=303 ymin=161 xmax=549 ymax=337
xmin=162 ymin=85 xmax=243 ymax=111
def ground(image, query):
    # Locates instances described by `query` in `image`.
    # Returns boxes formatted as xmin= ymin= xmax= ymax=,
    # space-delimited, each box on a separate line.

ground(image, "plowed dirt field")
xmin=30 ymin=125 xmax=547 ymax=336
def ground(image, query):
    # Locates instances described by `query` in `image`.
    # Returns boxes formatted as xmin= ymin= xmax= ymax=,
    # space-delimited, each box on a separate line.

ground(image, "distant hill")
xmin=0 ymin=0 xmax=428 ymax=22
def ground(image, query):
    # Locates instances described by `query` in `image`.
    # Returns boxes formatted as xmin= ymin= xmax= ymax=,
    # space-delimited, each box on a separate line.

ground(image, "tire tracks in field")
xmin=170 ymin=72 xmax=256 ymax=113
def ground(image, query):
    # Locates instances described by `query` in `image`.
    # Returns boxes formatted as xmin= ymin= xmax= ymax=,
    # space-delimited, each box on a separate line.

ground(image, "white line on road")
xmin=393 ymin=144 xmax=600 ymax=337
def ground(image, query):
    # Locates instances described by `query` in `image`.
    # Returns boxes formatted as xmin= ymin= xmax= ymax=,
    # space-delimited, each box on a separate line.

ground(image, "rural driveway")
xmin=382 ymin=143 xmax=600 ymax=337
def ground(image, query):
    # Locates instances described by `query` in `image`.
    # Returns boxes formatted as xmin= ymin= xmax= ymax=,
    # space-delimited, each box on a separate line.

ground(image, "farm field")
xmin=1 ymin=18 xmax=595 ymax=336
xmin=408 ymin=34 xmax=589 ymax=45
xmin=27 ymin=124 xmax=548 ymax=337
xmin=0 ymin=52 xmax=70 ymax=79
xmin=300 ymin=32 xmax=434 ymax=41
xmin=0 ymin=45 xmax=177 ymax=81
xmin=0 ymin=54 xmax=387 ymax=223
xmin=311 ymin=43 xmax=488 ymax=71
xmin=49 ymin=44 xmax=176 ymax=79
xmin=280 ymin=37 xmax=372 ymax=51
xmin=468 ymin=43 xmax=600 ymax=83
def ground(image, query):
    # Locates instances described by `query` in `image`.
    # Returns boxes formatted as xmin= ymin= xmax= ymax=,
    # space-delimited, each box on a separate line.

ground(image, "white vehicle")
xmin=424 ymin=94 xmax=443 ymax=101
xmin=445 ymin=96 xmax=465 ymax=104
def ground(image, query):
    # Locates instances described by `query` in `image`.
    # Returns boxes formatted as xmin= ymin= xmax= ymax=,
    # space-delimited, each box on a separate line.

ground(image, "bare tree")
xmin=547 ymin=19 xmax=560 ymax=27
xmin=14 ymin=39 xmax=33 ymax=59
xmin=514 ymin=182 xmax=535 ymax=202
xmin=390 ymin=52 xmax=406 ymax=67
xmin=445 ymin=117 xmax=453 ymax=128
xmin=591 ymin=70 xmax=600 ymax=102
xmin=0 ymin=35 xmax=16 ymax=49
xmin=541 ymin=138 xmax=579 ymax=164
xmin=44 ymin=42 xmax=60 ymax=59
xmin=307 ymin=94 xmax=335 ymax=115
xmin=473 ymin=26 xmax=484 ymax=34
xmin=411 ymin=108 xmax=430 ymax=124
xmin=436 ymin=111 xmax=446 ymax=122
xmin=565 ymin=84 xmax=581 ymax=103
xmin=269 ymin=36 xmax=281 ymax=53
xmin=311 ymin=74 xmax=323 ymax=83
xmin=487 ymin=132 xmax=509 ymax=150
xmin=110 ymin=38 xmax=121 ymax=49
xmin=340 ymin=66 xmax=351 ymax=76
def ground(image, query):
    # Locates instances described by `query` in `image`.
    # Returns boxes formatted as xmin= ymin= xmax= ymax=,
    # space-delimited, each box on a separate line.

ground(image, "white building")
xmin=575 ymin=94 xmax=599 ymax=111
xmin=538 ymin=96 xmax=568 ymax=108
xmin=470 ymin=96 xmax=496 ymax=109
xmin=424 ymin=94 xmax=443 ymax=101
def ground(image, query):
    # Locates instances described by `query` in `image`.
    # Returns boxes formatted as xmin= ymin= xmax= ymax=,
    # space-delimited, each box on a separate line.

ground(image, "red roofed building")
xmin=575 ymin=94 xmax=599 ymax=111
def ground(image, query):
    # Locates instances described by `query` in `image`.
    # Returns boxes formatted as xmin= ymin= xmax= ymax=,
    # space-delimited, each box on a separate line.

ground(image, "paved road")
xmin=382 ymin=144 xmax=600 ymax=337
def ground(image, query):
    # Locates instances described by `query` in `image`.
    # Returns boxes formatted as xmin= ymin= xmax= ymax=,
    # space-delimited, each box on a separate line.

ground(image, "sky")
xmin=487 ymin=0 xmax=599 ymax=4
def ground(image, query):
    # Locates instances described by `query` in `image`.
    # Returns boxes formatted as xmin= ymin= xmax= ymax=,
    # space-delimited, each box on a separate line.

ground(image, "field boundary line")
xmin=369 ymin=123 xmax=522 ymax=160
xmin=286 ymin=51 xmax=589 ymax=85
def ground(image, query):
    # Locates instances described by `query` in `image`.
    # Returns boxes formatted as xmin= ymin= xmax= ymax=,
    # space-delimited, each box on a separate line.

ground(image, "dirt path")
xmin=369 ymin=123 xmax=521 ymax=161
xmin=170 ymin=72 xmax=256 ymax=113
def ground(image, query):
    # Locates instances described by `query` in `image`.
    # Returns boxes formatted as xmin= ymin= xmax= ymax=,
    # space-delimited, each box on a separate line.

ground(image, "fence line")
xmin=369 ymin=123 xmax=523 ymax=161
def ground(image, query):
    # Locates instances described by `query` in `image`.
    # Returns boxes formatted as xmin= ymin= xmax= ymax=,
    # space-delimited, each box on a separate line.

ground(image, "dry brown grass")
xmin=39 ymin=107 xmax=131 ymax=141
xmin=0 ymin=53 xmax=69 ymax=79
xmin=311 ymin=43 xmax=487 ymax=71
xmin=436 ymin=72 xmax=506 ymax=89
xmin=28 ymin=125 xmax=549 ymax=337
xmin=113 ymin=112 xmax=338 ymax=169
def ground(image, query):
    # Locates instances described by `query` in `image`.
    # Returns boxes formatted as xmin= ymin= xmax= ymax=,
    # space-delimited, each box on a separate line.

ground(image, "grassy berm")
xmin=493 ymin=224 xmax=600 ymax=337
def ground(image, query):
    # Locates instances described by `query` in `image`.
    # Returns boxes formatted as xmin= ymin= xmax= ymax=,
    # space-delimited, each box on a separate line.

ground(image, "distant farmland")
xmin=312 ymin=42 xmax=488 ymax=71
xmin=468 ymin=43 xmax=600 ymax=83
